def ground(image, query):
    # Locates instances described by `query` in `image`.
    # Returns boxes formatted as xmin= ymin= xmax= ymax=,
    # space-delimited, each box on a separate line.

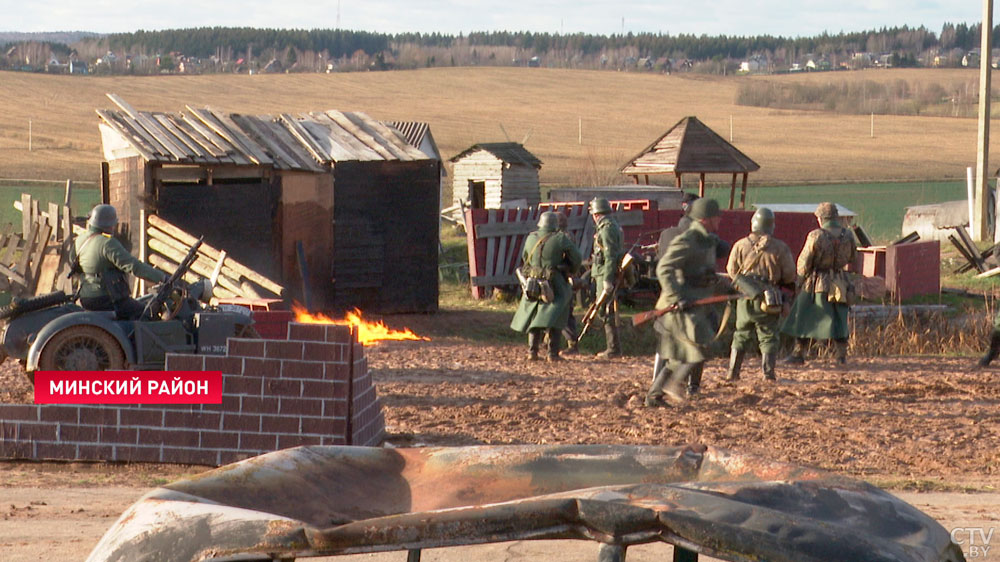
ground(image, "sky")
xmin=0 ymin=0 xmax=992 ymax=39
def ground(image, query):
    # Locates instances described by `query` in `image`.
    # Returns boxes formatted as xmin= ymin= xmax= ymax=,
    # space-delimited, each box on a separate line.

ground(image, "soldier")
xmin=510 ymin=211 xmax=583 ymax=361
xmin=70 ymin=204 xmax=168 ymax=320
xmin=780 ymin=202 xmax=858 ymax=364
xmin=725 ymin=207 xmax=796 ymax=381
xmin=646 ymin=198 xmax=727 ymax=406
xmin=977 ymin=316 xmax=1000 ymax=367
xmin=555 ymin=212 xmax=583 ymax=354
xmin=655 ymin=191 xmax=699 ymax=261
xmin=588 ymin=197 xmax=624 ymax=357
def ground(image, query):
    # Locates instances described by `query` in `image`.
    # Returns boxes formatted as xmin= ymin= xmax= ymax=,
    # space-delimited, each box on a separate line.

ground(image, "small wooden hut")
xmin=96 ymin=94 xmax=440 ymax=313
xmin=449 ymin=143 xmax=541 ymax=209
xmin=620 ymin=116 xmax=760 ymax=209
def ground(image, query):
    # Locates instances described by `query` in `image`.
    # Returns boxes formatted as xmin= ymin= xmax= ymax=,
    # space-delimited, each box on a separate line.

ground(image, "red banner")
xmin=33 ymin=371 xmax=222 ymax=404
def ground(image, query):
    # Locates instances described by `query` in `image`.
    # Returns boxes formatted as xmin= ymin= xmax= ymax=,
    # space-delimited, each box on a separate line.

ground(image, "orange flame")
xmin=291 ymin=304 xmax=428 ymax=346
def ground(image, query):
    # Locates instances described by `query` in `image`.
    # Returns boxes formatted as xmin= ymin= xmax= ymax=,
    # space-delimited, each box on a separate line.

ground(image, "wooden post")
xmin=64 ymin=179 xmax=73 ymax=207
xmin=728 ymin=173 xmax=737 ymax=209
xmin=101 ymin=161 xmax=111 ymax=205
xmin=979 ymin=0 xmax=996 ymax=241
xmin=675 ymin=173 xmax=682 ymax=188
xmin=698 ymin=173 xmax=706 ymax=198
xmin=21 ymin=193 xmax=30 ymax=236
xmin=740 ymin=173 xmax=749 ymax=209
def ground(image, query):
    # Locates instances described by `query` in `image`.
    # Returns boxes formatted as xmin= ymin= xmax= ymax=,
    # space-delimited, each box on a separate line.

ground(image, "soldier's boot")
xmin=833 ymin=339 xmax=848 ymax=365
xmin=726 ymin=348 xmax=745 ymax=382
xmin=664 ymin=363 xmax=695 ymax=403
xmin=686 ymin=363 xmax=704 ymax=397
xmin=527 ymin=329 xmax=542 ymax=361
xmin=645 ymin=364 xmax=672 ymax=408
xmin=547 ymin=328 xmax=563 ymax=362
xmin=597 ymin=322 xmax=622 ymax=358
xmin=762 ymin=352 xmax=777 ymax=381
xmin=978 ymin=331 xmax=1000 ymax=367
xmin=562 ymin=326 xmax=579 ymax=355
xmin=783 ymin=338 xmax=808 ymax=365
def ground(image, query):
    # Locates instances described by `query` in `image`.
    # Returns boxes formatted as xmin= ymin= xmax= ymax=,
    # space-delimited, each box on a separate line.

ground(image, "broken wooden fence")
xmin=2 ymin=193 xmax=76 ymax=297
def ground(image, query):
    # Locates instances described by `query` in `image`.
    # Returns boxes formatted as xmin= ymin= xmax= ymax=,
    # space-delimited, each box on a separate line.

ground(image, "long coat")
xmin=653 ymin=221 xmax=725 ymax=363
xmin=781 ymin=220 xmax=858 ymax=340
xmin=590 ymin=215 xmax=623 ymax=286
xmin=510 ymin=228 xmax=582 ymax=332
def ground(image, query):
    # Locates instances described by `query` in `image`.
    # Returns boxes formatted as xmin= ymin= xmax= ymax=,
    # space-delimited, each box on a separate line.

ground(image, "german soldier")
xmin=725 ymin=207 xmax=796 ymax=381
xmin=780 ymin=202 xmax=858 ymax=364
xmin=70 ymin=204 xmax=168 ymax=320
xmin=646 ymin=198 xmax=727 ymax=406
xmin=588 ymin=197 xmax=624 ymax=357
xmin=510 ymin=211 xmax=583 ymax=361
xmin=555 ymin=212 xmax=583 ymax=354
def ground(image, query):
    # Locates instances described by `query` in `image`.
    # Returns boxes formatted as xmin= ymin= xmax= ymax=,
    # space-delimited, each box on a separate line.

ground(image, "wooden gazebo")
xmin=620 ymin=116 xmax=760 ymax=209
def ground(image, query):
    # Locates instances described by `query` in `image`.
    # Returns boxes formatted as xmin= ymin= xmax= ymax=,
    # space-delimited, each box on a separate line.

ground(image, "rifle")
xmin=578 ymin=252 xmax=634 ymax=340
xmin=143 ymin=236 xmax=204 ymax=320
xmin=631 ymin=293 xmax=742 ymax=327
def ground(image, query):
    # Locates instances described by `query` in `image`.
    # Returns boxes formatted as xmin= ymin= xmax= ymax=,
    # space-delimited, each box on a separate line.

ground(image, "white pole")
xmin=870 ymin=113 xmax=874 ymax=138
xmin=28 ymin=119 xmax=31 ymax=151
xmin=968 ymin=166 xmax=976 ymax=235
xmin=578 ymin=117 xmax=582 ymax=145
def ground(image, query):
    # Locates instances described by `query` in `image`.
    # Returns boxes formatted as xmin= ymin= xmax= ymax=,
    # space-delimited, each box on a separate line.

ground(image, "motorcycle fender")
xmin=26 ymin=312 xmax=136 ymax=373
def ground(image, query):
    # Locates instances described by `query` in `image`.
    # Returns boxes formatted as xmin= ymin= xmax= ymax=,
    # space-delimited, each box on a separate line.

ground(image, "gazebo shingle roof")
xmin=620 ymin=116 xmax=759 ymax=176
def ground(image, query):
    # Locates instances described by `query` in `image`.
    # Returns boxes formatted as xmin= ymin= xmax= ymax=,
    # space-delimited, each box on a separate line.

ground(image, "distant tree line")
xmin=0 ymin=23 xmax=998 ymax=75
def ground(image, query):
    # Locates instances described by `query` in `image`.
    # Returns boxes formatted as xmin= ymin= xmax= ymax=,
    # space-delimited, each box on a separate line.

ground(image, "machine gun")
xmin=631 ymin=293 xmax=742 ymax=327
xmin=143 ymin=236 xmax=204 ymax=320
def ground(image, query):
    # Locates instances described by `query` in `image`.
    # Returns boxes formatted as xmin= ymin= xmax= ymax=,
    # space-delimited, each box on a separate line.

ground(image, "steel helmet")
xmin=689 ymin=198 xmax=721 ymax=220
xmin=589 ymin=197 xmax=612 ymax=215
xmin=88 ymin=204 xmax=118 ymax=231
xmin=751 ymin=207 xmax=775 ymax=235
xmin=537 ymin=211 xmax=560 ymax=231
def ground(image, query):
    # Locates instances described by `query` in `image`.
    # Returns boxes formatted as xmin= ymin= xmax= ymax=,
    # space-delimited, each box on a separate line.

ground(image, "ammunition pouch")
xmin=101 ymin=269 xmax=131 ymax=304
xmin=732 ymin=274 xmax=764 ymax=299
xmin=761 ymin=287 xmax=783 ymax=314
xmin=516 ymin=267 xmax=555 ymax=304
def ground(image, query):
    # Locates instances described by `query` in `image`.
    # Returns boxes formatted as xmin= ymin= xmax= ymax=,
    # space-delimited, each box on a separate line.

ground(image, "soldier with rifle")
xmin=70 ymin=204 xmax=168 ymax=320
xmin=510 ymin=212 xmax=583 ymax=361
xmin=584 ymin=197 xmax=625 ymax=357
xmin=725 ymin=207 xmax=796 ymax=382
xmin=644 ymin=198 xmax=733 ymax=406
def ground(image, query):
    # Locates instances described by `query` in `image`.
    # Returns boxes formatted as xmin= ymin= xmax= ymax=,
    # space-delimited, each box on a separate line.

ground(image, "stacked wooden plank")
xmin=145 ymin=215 xmax=284 ymax=301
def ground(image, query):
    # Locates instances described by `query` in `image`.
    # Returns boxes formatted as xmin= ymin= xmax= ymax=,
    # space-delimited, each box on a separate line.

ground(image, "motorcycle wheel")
xmin=37 ymin=325 xmax=126 ymax=373
xmin=0 ymin=291 xmax=71 ymax=321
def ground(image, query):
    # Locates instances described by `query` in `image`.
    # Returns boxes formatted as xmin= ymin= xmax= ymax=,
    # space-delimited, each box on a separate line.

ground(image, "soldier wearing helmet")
xmin=780 ymin=202 xmax=858 ymax=365
xmin=646 ymin=198 xmax=729 ymax=406
xmin=588 ymin=197 xmax=624 ymax=357
xmin=724 ymin=207 xmax=796 ymax=382
xmin=511 ymin=211 xmax=582 ymax=361
xmin=70 ymin=204 xmax=167 ymax=319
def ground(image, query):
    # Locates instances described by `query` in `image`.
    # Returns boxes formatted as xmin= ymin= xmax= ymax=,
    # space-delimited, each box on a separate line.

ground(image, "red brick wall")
xmin=0 ymin=322 xmax=384 ymax=466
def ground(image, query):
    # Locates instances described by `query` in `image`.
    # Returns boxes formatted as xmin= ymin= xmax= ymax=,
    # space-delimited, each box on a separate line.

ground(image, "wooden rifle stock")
xmin=631 ymin=293 xmax=742 ymax=327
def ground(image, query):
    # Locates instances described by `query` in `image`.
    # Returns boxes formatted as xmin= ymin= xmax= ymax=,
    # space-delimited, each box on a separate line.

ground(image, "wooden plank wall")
xmin=499 ymin=165 xmax=541 ymax=206
xmin=451 ymin=152 xmax=502 ymax=207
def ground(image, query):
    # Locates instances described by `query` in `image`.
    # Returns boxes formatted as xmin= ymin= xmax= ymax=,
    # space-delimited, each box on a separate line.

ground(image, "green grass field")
xmin=705 ymin=180 xmax=966 ymax=243
xmin=0 ymin=181 xmax=100 ymax=232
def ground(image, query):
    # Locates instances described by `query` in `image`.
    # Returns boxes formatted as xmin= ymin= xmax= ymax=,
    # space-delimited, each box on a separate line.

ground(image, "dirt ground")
xmin=1 ymin=308 xmax=999 ymax=560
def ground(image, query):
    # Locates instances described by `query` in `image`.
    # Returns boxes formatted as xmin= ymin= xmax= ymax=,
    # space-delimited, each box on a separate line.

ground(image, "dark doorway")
xmin=469 ymin=180 xmax=486 ymax=209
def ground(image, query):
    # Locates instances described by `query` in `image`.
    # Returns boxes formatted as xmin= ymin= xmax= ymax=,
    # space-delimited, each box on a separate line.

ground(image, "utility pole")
xmin=977 ymin=0 xmax=993 ymax=241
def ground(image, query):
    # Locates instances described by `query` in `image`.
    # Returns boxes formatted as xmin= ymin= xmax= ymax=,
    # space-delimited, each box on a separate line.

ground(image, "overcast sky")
xmin=2 ymin=0 xmax=992 ymax=38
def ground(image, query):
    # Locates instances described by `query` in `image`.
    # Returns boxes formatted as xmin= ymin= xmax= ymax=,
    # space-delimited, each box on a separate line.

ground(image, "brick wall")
xmin=0 ymin=322 xmax=384 ymax=466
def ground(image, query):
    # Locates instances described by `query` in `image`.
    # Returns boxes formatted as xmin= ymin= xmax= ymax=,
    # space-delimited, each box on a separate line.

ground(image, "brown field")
xmin=0 ymin=67 xmax=995 ymax=191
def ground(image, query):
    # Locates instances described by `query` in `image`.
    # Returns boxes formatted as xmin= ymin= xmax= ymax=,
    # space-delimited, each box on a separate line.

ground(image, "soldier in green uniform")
xmin=589 ymin=197 xmax=624 ymax=357
xmin=510 ymin=212 xmax=583 ymax=361
xmin=646 ymin=198 xmax=727 ymax=406
xmin=977 ymin=314 xmax=1000 ymax=366
xmin=70 ymin=204 xmax=168 ymax=320
xmin=725 ymin=207 xmax=796 ymax=381
xmin=780 ymin=202 xmax=858 ymax=364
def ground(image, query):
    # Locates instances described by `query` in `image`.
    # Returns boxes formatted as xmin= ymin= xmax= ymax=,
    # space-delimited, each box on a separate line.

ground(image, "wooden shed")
xmin=96 ymin=94 xmax=440 ymax=313
xmin=449 ymin=143 xmax=542 ymax=209
xmin=620 ymin=116 xmax=760 ymax=209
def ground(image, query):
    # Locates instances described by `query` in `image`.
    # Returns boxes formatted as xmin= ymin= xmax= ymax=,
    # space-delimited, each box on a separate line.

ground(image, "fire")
xmin=291 ymin=304 xmax=429 ymax=345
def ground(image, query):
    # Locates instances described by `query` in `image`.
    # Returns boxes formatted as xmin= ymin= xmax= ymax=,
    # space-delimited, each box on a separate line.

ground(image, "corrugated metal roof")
xmin=96 ymin=94 xmax=429 ymax=171
xmin=620 ymin=116 xmax=760 ymax=176
xmin=385 ymin=121 xmax=429 ymax=148
xmin=449 ymin=142 xmax=542 ymax=168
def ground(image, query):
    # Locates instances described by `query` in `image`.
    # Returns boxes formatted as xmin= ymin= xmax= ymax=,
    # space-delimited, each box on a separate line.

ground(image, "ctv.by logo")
xmin=951 ymin=527 xmax=995 ymax=558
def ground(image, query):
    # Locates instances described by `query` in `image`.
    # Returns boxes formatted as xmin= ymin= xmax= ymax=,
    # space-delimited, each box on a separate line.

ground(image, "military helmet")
xmin=689 ymin=198 xmax=721 ymax=220
xmin=88 ymin=204 xmax=118 ymax=231
xmin=537 ymin=211 xmax=560 ymax=231
xmin=589 ymin=197 xmax=612 ymax=215
xmin=751 ymin=207 xmax=775 ymax=235
xmin=815 ymin=202 xmax=839 ymax=220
